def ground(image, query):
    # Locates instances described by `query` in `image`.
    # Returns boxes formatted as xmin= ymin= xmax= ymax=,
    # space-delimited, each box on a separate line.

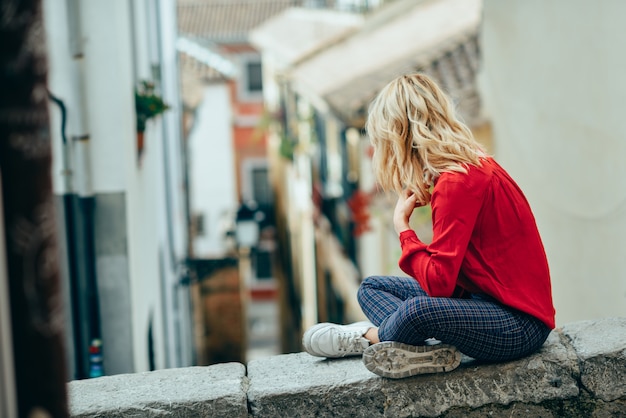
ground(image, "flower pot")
xmin=137 ymin=131 xmax=145 ymax=161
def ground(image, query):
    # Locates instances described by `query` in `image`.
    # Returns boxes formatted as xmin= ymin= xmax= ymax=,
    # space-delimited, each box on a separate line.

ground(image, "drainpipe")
xmin=63 ymin=0 xmax=103 ymax=379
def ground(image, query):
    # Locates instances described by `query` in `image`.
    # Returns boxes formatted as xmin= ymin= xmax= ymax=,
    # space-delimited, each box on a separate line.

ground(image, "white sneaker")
xmin=302 ymin=321 xmax=374 ymax=358
xmin=363 ymin=341 xmax=461 ymax=379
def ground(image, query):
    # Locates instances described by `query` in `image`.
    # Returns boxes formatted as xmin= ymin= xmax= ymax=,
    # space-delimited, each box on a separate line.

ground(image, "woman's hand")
xmin=394 ymin=190 xmax=418 ymax=236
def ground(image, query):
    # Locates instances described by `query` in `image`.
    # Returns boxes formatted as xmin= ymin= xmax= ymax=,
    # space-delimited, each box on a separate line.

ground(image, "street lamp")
xmin=235 ymin=217 xmax=259 ymax=250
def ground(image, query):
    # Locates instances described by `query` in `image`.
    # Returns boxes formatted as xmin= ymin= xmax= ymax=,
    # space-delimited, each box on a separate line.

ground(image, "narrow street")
xmin=247 ymin=297 xmax=281 ymax=361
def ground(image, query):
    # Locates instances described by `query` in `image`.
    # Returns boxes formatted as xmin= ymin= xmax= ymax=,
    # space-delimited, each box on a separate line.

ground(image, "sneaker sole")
xmin=363 ymin=342 xmax=461 ymax=379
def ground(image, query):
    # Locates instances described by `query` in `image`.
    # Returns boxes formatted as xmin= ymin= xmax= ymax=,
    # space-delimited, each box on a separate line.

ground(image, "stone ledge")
xmin=68 ymin=318 xmax=626 ymax=417
xmin=247 ymin=331 xmax=580 ymax=417
xmin=561 ymin=317 xmax=626 ymax=403
xmin=68 ymin=363 xmax=248 ymax=417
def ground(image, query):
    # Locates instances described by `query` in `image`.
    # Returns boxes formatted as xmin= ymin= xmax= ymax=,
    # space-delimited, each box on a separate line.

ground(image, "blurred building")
xmin=251 ymin=0 xmax=488 ymax=351
xmin=176 ymin=0 xmax=397 ymax=361
xmin=177 ymin=0 xmax=298 ymax=364
xmin=177 ymin=0 xmax=286 ymax=268
xmin=479 ymin=0 xmax=626 ymax=324
xmin=43 ymin=0 xmax=192 ymax=378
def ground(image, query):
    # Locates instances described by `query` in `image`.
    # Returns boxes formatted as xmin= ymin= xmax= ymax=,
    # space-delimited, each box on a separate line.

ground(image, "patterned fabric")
xmin=357 ymin=276 xmax=551 ymax=362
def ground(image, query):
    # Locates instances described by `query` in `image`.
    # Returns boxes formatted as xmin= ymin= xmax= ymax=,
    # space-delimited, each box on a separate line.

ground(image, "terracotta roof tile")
xmin=178 ymin=0 xmax=301 ymax=43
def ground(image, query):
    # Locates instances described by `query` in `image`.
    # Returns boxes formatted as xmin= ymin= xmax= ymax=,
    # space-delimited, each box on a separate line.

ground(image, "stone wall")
xmin=68 ymin=318 xmax=626 ymax=417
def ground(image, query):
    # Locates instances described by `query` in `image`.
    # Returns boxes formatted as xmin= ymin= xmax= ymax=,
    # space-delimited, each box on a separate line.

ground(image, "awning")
xmin=291 ymin=0 xmax=482 ymax=126
xmin=177 ymin=36 xmax=238 ymax=78
xmin=249 ymin=7 xmax=363 ymax=71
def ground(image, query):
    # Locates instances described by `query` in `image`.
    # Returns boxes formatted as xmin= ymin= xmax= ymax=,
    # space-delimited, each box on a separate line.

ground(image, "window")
xmin=251 ymin=166 xmax=272 ymax=207
xmin=192 ymin=213 xmax=205 ymax=236
xmin=246 ymin=61 xmax=263 ymax=93
xmin=253 ymin=249 xmax=273 ymax=280
xmin=237 ymin=54 xmax=263 ymax=101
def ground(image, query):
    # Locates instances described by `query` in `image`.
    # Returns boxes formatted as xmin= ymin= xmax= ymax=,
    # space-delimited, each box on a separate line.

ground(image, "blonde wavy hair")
xmin=366 ymin=73 xmax=487 ymax=205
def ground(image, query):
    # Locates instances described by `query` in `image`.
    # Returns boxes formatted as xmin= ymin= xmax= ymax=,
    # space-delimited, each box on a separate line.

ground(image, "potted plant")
xmin=135 ymin=80 xmax=170 ymax=160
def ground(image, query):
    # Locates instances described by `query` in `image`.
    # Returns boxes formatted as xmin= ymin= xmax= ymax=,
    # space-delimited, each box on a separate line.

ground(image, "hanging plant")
xmin=134 ymin=80 xmax=170 ymax=162
xmin=135 ymin=80 xmax=170 ymax=133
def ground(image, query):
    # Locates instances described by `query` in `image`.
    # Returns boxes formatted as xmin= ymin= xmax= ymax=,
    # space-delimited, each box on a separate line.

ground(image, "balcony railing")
xmin=300 ymin=0 xmax=394 ymax=14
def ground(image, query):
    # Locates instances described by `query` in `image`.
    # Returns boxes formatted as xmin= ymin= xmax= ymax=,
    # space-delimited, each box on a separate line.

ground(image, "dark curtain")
xmin=0 ymin=0 xmax=69 ymax=416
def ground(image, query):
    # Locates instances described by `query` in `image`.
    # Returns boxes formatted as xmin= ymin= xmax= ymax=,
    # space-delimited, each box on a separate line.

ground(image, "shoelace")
xmin=337 ymin=331 xmax=367 ymax=353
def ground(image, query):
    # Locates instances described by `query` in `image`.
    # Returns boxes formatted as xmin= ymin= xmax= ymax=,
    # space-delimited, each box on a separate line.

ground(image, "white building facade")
xmin=43 ymin=0 xmax=192 ymax=378
xmin=187 ymin=82 xmax=238 ymax=257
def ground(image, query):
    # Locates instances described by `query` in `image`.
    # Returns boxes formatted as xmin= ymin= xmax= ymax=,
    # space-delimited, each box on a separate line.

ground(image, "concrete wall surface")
xmin=480 ymin=0 xmax=626 ymax=324
xmin=68 ymin=317 xmax=626 ymax=417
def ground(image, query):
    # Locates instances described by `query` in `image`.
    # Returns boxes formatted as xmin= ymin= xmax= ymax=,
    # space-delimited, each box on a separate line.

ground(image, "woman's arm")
xmin=397 ymin=174 xmax=485 ymax=297
xmin=393 ymin=190 xmax=419 ymax=235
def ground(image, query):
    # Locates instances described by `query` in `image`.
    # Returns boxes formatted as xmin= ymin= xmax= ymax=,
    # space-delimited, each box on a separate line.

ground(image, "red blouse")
xmin=398 ymin=157 xmax=556 ymax=329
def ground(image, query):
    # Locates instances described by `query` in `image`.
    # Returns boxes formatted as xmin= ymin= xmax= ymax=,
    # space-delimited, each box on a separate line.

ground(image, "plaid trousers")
xmin=357 ymin=275 xmax=551 ymax=362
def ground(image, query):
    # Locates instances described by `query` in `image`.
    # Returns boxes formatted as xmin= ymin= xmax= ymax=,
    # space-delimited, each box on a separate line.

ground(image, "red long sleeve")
xmin=398 ymin=158 xmax=556 ymax=329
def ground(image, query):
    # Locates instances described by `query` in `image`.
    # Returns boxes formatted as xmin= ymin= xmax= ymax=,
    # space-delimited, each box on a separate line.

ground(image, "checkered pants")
xmin=357 ymin=275 xmax=551 ymax=362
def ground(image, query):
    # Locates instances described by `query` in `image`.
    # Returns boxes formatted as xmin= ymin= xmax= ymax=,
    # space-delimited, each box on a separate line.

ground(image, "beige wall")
xmin=480 ymin=0 xmax=626 ymax=325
